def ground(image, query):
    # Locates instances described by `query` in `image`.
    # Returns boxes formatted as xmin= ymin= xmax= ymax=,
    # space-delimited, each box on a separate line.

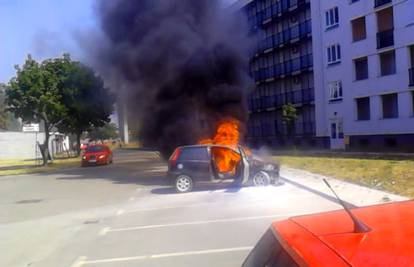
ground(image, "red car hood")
xmin=273 ymin=200 xmax=414 ymax=267
xmin=83 ymin=152 xmax=107 ymax=157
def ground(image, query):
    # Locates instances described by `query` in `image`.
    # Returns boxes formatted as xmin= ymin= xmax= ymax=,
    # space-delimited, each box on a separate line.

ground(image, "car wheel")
xmin=253 ymin=171 xmax=270 ymax=187
xmin=175 ymin=175 xmax=193 ymax=193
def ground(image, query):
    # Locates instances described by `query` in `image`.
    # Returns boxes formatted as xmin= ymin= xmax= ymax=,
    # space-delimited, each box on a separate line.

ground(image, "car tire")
xmin=253 ymin=171 xmax=271 ymax=187
xmin=175 ymin=175 xmax=193 ymax=193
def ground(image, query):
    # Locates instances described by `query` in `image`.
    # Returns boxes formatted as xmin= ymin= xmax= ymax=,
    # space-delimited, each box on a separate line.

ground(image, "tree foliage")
xmin=6 ymin=55 xmax=71 ymax=164
xmin=0 ymin=84 xmax=8 ymax=130
xmin=282 ymin=103 xmax=298 ymax=137
xmin=87 ymin=122 xmax=118 ymax=141
xmin=56 ymin=61 xmax=115 ymax=154
xmin=0 ymin=84 xmax=21 ymax=131
xmin=6 ymin=54 xmax=115 ymax=163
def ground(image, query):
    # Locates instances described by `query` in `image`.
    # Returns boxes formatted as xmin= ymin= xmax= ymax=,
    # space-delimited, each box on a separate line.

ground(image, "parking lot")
xmin=1 ymin=149 xmax=340 ymax=267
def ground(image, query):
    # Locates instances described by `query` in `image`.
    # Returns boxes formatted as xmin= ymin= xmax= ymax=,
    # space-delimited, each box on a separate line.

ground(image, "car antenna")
xmin=323 ymin=179 xmax=371 ymax=233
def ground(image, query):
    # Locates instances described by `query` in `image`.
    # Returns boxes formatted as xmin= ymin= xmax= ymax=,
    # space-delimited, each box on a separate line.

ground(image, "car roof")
xmin=87 ymin=144 xmax=108 ymax=148
xmin=178 ymin=144 xmax=240 ymax=153
xmin=272 ymin=200 xmax=414 ymax=266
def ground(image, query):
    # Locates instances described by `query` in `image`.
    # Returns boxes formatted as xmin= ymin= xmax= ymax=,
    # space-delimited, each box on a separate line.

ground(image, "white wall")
xmin=312 ymin=0 xmax=414 ymax=140
xmin=0 ymin=132 xmax=69 ymax=159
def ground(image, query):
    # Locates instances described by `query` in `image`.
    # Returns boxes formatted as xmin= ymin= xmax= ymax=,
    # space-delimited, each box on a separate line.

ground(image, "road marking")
xmin=98 ymin=227 xmax=110 ymax=236
xmin=70 ymin=256 xmax=87 ymax=267
xmin=122 ymin=194 xmax=312 ymax=215
xmin=116 ymin=209 xmax=125 ymax=216
xmin=75 ymin=247 xmax=252 ymax=266
xmin=102 ymin=213 xmax=297 ymax=235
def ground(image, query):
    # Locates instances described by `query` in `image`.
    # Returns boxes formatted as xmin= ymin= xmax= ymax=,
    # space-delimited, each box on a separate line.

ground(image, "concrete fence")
xmin=0 ymin=131 xmax=69 ymax=159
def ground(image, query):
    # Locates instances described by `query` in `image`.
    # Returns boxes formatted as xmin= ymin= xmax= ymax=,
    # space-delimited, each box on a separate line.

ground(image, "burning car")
xmin=167 ymin=144 xmax=280 ymax=193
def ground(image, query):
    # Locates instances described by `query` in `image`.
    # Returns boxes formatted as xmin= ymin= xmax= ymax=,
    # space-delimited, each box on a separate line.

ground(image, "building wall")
xmin=311 ymin=0 xmax=414 ymax=149
xmin=243 ymin=0 xmax=323 ymax=148
xmin=0 ymin=132 xmax=69 ymax=159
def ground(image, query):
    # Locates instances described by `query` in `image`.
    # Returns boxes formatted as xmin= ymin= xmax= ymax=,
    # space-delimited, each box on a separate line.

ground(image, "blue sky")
xmin=0 ymin=0 xmax=96 ymax=83
xmin=0 ymin=0 xmax=238 ymax=83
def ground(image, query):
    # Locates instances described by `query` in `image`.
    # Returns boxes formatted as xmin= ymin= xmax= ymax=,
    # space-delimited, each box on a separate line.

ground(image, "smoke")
xmin=94 ymin=0 xmax=252 ymax=157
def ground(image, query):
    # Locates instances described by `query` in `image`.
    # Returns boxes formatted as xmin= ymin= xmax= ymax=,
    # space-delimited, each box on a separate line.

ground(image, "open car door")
xmin=238 ymin=146 xmax=250 ymax=185
xmin=210 ymin=146 xmax=245 ymax=181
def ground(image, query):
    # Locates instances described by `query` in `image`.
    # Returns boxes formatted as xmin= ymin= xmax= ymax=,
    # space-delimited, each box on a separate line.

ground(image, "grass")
xmin=274 ymin=155 xmax=414 ymax=198
xmin=0 ymin=157 xmax=80 ymax=176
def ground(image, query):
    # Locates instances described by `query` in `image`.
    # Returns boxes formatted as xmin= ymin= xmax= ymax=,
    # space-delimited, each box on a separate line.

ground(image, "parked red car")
xmin=242 ymin=200 xmax=414 ymax=267
xmin=81 ymin=144 xmax=113 ymax=166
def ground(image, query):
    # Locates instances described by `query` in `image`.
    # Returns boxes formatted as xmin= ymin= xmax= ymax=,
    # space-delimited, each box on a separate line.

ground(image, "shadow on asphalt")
xmin=51 ymin=149 xmax=169 ymax=188
xmin=150 ymin=184 xmax=244 ymax=195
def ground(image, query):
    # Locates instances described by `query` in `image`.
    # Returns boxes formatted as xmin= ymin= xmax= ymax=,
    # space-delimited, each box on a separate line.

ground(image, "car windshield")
xmin=86 ymin=146 xmax=105 ymax=152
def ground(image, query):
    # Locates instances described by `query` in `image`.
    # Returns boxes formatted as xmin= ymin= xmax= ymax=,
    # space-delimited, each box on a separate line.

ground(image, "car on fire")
xmin=167 ymin=144 xmax=280 ymax=193
xmin=81 ymin=144 xmax=113 ymax=167
xmin=241 ymin=200 xmax=414 ymax=267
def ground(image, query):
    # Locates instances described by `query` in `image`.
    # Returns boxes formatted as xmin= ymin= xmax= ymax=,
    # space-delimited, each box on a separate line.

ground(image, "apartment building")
xmin=240 ymin=0 xmax=325 ymax=148
xmin=311 ymin=0 xmax=414 ymax=150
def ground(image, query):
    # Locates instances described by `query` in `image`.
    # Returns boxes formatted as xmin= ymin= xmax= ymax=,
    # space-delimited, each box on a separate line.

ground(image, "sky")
xmin=0 ymin=0 xmax=96 ymax=83
xmin=0 ymin=0 xmax=239 ymax=83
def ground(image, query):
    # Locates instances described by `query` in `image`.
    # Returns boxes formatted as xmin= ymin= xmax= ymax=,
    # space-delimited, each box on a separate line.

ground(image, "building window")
xmin=328 ymin=81 xmax=343 ymax=101
xmin=382 ymin=93 xmax=399 ymax=118
xmin=356 ymin=97 xmax=370 ymax=120
xmin=325 ymin=7 xmax=339 ymax=29
xmin=379 ymin=50 xmax=396 ymax=76
xmin=354 ymin=57 xmax=368 ymax=80
xmin=412 ymin=91 xmax=414 ymax=115
xmin=327 ymin=44 xmax=341 ymax=65
xmin=352 ymin=16 xmax=366 ymax=42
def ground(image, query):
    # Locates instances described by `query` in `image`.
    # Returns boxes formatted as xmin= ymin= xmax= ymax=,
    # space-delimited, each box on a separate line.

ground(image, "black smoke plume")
xmin=95 ymin=0 xmax=252 ymax=157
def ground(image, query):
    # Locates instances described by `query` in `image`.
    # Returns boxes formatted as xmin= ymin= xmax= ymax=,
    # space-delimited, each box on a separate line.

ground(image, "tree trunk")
xmin=76 ymin=132 xmax=81 ymax=156
xmin=42 ymin=125 xmax=50 ymax=166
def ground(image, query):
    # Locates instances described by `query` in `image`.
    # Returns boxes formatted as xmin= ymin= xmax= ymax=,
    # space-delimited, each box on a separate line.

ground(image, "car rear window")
xmin=86 ymin=146 xmax=105 ymax=152
xmin=179 ymin=147 xmax=209 ymax=161
xmin=242 ymin=229 xmax=298 ymax=267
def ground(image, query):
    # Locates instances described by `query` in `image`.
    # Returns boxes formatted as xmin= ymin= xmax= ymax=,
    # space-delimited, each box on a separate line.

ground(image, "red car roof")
xmin=273 ymin=200 xmax=414 ymax=267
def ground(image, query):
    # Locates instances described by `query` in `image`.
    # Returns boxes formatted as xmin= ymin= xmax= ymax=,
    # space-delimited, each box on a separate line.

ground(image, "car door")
xmin=178 ymin=147 xmax=211 ymax=181
xmin=238 ymin=146 xmax=250 ymax=185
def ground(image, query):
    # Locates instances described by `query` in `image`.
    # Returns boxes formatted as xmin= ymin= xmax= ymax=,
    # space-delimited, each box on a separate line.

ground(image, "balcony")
xmin=377 ymin=29 xmax=394 ymax=49
xmin=374 ymin=0 xmax=392 ymax=8
xmin=410 ymin=68 xmax=414 ymax=86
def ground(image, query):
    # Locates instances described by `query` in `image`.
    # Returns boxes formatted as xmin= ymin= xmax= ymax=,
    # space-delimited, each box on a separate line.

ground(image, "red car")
xmin=81 ymin=144 xmax=113 ymax=166
xmin=242 ymin=200 xmax=414 ymax=267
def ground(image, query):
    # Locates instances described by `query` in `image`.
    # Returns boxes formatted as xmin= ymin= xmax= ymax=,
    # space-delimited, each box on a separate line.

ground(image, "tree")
xmin=0 ymin=84 xmax=9 ymax=130
xmin=0 ymin=84 xmax=22 ymax=131
xmin=87 ymin=122 xmax=118 ymax=142
xmin=6 ymin=55 xmax=70 ymax=165
xmin=282 ymin=103 xmax=298 ymax=137
xmin=56 ymin=61 xmax=115 ymax=155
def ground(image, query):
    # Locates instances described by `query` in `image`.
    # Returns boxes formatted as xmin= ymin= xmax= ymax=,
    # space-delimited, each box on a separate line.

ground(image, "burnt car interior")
xmin=210 ymin=146 xmax=243 ymax=180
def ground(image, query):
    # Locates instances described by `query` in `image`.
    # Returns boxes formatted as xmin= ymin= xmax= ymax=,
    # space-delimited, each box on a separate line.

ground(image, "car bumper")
xmin=81 ymin=158 xmax=107 ymax=166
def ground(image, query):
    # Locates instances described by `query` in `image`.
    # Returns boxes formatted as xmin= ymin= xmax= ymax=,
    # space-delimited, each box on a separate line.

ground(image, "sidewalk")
xmin=280 ymin=166 xmax=409 ymax=207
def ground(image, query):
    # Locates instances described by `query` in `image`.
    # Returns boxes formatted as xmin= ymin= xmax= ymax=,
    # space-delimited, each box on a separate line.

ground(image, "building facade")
xmin=311 ymin=0 xmax=414 ymax=150
xmin=240 ymin=0 xmax=326 ymax=148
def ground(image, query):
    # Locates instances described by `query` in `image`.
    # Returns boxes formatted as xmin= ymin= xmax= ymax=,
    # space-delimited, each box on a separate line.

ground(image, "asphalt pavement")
xmin=1 ymin=149 xmax=341 ymax=267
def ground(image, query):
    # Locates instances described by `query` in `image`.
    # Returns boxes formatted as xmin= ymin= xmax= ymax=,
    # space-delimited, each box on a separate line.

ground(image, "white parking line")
xmin=116 ymin=209 xmax=125 ymax=216
xmin=101 ymin=213 xmax=298 ymax=235
xmin=122 ymin=194 xmax=312 ymax=215
xmin=74 ymin=247 xmax=252 ymax=266
xmin=70 ymin=256 xmax=87 ymax=267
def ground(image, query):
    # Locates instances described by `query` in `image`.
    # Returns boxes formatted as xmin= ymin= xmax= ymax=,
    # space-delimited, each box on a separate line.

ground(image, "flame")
xmin=199 ymin=119 xmax=241 ymax=174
